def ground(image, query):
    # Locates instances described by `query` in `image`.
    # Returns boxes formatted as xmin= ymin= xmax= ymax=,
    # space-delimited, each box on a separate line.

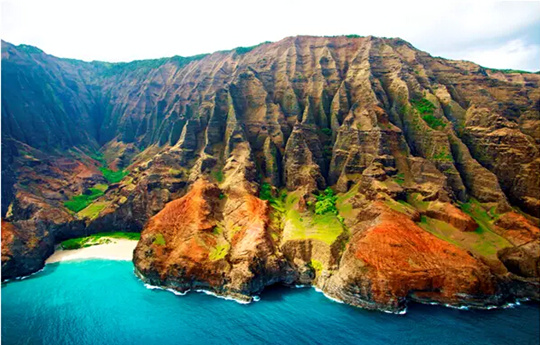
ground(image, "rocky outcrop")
xmin=2 ymin=36 xmax=540 ymax=312
xmin=133 ymin=179 xmax=292 ymax=300
xmin=323 ymin=203 xmax=497 ymax=312
xmin=425 ymin=202 xmax=478 ymax=232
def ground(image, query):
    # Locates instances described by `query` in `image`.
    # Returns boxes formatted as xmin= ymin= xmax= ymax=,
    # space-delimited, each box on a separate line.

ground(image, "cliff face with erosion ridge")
xmin=2 ymin=36 xmax=540 ymax=312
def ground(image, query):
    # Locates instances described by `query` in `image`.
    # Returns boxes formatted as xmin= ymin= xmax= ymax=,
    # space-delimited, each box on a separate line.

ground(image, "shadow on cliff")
xmin=1 ymin=262 xmax=60 ymax=286
xmin=257 ymin=284 xmax=309 ymax=302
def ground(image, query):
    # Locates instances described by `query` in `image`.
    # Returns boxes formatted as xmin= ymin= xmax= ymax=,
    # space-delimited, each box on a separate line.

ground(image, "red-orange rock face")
xmin=133 ymin=179 xmax=289 ymax=300
xmin=324 ymin=204 xmax=496 ymax=311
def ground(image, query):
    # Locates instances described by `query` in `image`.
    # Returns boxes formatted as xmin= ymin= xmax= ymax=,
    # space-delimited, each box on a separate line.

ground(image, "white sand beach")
xmin=45 ymin=239 xmax=138 ymax=264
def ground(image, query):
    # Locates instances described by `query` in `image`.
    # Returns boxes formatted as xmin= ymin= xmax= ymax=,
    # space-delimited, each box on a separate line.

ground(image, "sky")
xmin=1 ymin=0 xmax=540 ymax=71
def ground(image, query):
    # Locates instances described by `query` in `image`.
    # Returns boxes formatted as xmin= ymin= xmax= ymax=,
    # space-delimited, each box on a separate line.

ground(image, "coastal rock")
xmin=323 ymin=203 xmax=497 ymax=312
xmin=133 ymin=179 xmax=291 ymax=300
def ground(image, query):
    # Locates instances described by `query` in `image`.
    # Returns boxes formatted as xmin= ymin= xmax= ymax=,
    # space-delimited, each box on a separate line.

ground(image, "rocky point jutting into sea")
xmin=1 ymin=35 xmax=539 ymax=313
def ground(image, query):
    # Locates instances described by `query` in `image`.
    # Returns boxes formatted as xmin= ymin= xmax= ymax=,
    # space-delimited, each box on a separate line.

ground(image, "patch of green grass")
xmin=487 ymin=68 xmax=537 ymax=74
xmin=411 ymin=98 xmax=446 ymax=130
xmin=168 ymin=168 xmax=182 ymax=176
xmin=209 ymin=243 xmax=230 ymax=261
xmin=385 ymin=199 xmax=416 ymax=216
xmin=89 ymin=153 xmax=107 ymax=166
xmin=282 ymin=191 xmax=345 ymax=245
xmin=418 ymin=215 xmax=511 ymax=258
xmin=411 ymin=98 xmax=435 ymax=115
xmin=422 ymin=114 xmax=446 ymax=130
xmin=212 ymin=169 xmax=224 ymax=183
xmin=394 ymin=172 xmax=405 ymax=185
xmin=93 ymin=184 xmax=109 ymax=192
xmin=77 ymin=201 xmax=109 ymax=219
xmin=233 ymin=41 xmax=272 ymax=55
xmin=419 ymin=198 xmax=510 ymax=258
xmin=60 ymin=232 xmax=140 ymax=249
xmin=335 ymin=183 xmax=361 ymax=219
xmin=153 ymin=233 xmax=166 ymax=246
xmin=407 ymin=193 xmax=430 ymax=211
xmin=64 ymin=186 xmax=107 ymax=212
xmin=459 ymin=198 xmax=498 ymax=232
xmin=432 ymin=150 xmax=453 ymax=161
xmin=100 ymin=167 xmax=129 ymax=184
xmin=310 ymin=259 xmax=324 ymax=274
xmin=260 ymin=184 xmax=287 ymax=213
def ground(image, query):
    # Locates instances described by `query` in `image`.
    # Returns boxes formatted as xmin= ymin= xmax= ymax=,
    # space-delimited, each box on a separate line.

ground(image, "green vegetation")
xmin=259 ymin=182 xmax=273 ymax=201
xmin=385 ymin=199 xmax=416 ymax=216
xmin=411 ymin=98 xmax=435 ymax=115
xmin=416 ymin=198 xmax=511 ymax=258
xmin=418 ymin=215 xmax=511 ymax=258
xmin=459 ymin=198 xmax=499 ymax=232
xmin=432 ymin=150 xmax=453 ymax=161
xmin=17 ymin=44 xmax=44 ymax=54
xmin=259 ymin=183 xmax=287 ymax=213
xmin=212 ymin=169 xmax=224 ymax=183
xmin=64 ymin=186 xmax=108 ymax=213
xmin=411 ymin=98 xmax=446 ymax=130
xmin=320 ymin=128 xmax=333 ymax=136
xmin=209 ymin=243 xmax=230 ymax=261
xmin=168 ymin=168 xmax=182 ymax=176
xmin=335 ymin=183 xmax=359 ymax=218
xmin=153 ymin=233 xmax=166 ymax=246
xmin=487 ymin=68 xmax=539 ymax=74
xmin=65 ymin=152 xmax=128 ymax=215
xmin=94 ymin=54 xmax=208 ymax=77
xmin=233 ymin=41 xmax=272 ymax=55
xmin=93 ymin=183 xmax=109 ymax=192
xmin=314 ymin=188 xmax=338 ymax=216
xmin=212 ymin=223 xmax=224 ymax=235
xmin=393 ymin=172 xmax=405 ymax=185
xmin=310 ymin=259 xmax=324 ymax=274
xmin=60 ymin=232 xmax=140 ymax=250
xmin=422 ymin=114 xmax=446 ymax=130
xmin=281 ymin=191 xmax=345 ymax=245
xmin=77 ymin=201 xmax=109 ymax=219
xmin=407 ymin=193 xmax=430 ymax=211
xmin=323 ymin=145 xmax=333 ymax=161
xmin=89 ymin=153 xmax=107 ymax=165
xmin=100 ymin=167 xmax=129 ymax=184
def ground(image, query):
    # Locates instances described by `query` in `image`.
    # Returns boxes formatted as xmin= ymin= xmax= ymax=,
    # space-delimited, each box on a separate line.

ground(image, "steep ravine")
xmin=2 ymin=36 xmax=539 ymax=312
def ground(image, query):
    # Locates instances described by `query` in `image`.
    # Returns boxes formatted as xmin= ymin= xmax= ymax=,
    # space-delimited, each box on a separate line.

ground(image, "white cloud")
xmin=457 ymin=39 xmax=540 ymax=71
xmin=1 ymin=0 xmax=539 ymax=71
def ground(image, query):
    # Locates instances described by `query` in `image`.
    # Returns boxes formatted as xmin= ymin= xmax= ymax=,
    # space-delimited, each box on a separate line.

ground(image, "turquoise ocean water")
xmin=2 ymin=260 xmax=539 ymax=345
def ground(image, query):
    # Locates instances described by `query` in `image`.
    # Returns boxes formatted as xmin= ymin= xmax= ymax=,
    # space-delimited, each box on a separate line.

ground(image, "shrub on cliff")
xmin=315 ymin=188 xmax=338 ymax=215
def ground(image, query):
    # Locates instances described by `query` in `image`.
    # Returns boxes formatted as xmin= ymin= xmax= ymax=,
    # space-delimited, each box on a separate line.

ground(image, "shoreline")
xmin=7 ymin=252 xmax=536 ymax=315
xmin=45 ymin=238 xmax=138 ymax=264
xmin=138 ymin=278 xmax=534 ymax=314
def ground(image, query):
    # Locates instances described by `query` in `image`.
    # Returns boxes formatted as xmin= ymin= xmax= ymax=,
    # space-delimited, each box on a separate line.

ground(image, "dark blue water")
xmin=2 ymin=260 xmax=539 ymax=345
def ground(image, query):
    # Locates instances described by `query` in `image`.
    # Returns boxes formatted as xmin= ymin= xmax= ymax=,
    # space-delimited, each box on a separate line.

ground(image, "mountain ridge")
xmin=5 ymin=37 xmax=539 ymax=73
